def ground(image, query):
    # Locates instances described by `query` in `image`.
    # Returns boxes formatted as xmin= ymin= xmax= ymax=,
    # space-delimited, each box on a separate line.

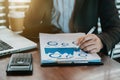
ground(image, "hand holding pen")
xmin=76 ymin=27 xmax=103 ymax=53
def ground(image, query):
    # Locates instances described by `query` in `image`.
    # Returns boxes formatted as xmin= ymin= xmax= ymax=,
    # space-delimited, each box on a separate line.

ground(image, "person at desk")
xmin=23 ymin=0 xmax=120 ymax=55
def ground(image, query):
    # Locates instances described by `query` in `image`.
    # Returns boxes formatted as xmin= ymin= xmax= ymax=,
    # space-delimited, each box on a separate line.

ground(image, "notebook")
xmin=39 ymin=33 xmax=103 ymax=66
xmin=0 ymin=27 xmax=37 ymax=56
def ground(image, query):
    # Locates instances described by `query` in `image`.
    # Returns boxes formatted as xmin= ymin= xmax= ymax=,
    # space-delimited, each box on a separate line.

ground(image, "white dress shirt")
xmin=51 ymin=0 xmax=75 ymax=33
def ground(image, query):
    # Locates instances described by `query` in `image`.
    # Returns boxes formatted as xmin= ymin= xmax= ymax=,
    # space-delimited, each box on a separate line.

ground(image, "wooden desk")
xmin=0 ymin=49 xmax=120 ymax=80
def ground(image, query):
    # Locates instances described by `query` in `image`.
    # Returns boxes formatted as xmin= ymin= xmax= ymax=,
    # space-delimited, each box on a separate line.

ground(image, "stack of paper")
xmin=39 ymin=33 xmax=102 ymax=65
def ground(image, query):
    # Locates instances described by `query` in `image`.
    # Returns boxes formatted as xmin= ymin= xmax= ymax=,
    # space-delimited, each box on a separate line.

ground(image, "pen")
xmin=87 ymin=26 xmax=96 ymax=34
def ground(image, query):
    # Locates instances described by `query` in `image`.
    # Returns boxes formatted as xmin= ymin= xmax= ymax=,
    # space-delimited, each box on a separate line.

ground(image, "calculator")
xmin=6 ymin=53 xmax=33 ymax=75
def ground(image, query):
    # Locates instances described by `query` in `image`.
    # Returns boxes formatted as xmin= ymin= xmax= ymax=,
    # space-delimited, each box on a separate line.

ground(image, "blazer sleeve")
xmin=24 ymin=0 xmax=53 ymax=27
xmin=97 ymin=0 xmax=120 ymax=53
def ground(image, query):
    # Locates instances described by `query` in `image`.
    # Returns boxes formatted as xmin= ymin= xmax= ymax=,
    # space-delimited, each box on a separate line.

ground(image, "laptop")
xmin=0 ymin=27 xmax=37 ymax=56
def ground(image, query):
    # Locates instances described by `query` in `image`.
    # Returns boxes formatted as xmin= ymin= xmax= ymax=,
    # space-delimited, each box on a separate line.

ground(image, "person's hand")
xmin=76 ymin=34 xmax=103 ymax=53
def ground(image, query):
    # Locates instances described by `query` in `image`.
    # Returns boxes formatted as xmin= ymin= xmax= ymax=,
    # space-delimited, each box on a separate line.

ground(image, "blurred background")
xmin=0 ymin=0 xmax=120 ymax=61
xmin=0 ymin=0 xmax=31 ymax=27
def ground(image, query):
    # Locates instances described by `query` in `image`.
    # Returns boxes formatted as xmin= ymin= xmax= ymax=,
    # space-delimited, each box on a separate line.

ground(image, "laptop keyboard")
xmin=0 ymin=40 xmax=13 ymax=51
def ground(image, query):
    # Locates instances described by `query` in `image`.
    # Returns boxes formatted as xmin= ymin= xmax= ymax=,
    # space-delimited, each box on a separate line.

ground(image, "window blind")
xmin=110 ymin=0 xmax=120 ymax=58
xmin=0 ymin=0 xmax=31 ymax=27
xmin=0 ymin=0 xmax=7 ymax=27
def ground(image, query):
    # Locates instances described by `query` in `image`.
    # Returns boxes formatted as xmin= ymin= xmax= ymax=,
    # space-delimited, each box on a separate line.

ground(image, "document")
xmin=39 ymin=33 xmax=102 ymax=65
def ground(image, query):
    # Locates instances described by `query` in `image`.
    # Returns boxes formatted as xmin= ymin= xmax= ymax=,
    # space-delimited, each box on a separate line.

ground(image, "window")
xmin=116 ymin=0 xmax=120 ymax=17
xmin=0 ymin=0 xmax=8 ymax=27
xmin=110 ymin=0 xmax=120 ymax=59
xmin=0 ymin=0 xmax=31 ymax=27
xmin=8 ymin=0 xmax=31 ymax=12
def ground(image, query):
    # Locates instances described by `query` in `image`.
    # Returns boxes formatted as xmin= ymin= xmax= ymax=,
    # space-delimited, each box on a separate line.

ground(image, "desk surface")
xmin=0 ymin=49 xmax=120 ymax=80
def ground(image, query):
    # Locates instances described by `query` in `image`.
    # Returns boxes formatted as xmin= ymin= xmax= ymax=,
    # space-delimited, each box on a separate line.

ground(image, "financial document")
xmin=39 ymin=33 xmax=101 ymax=65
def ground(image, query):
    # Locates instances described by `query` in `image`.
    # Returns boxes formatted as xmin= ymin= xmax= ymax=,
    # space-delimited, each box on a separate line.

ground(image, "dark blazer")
xmin=24 ymin=0 xmax=120 ymax=53
xmin=71 ymin=0 xmax=120 ymax=53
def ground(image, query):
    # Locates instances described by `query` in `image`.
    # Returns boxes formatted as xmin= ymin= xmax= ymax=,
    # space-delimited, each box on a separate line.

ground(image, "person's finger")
xmin=80 ymin=39 xmax=95 ymax=49
xmin=89 ymin=48 xmax=98 ymax=53
xmin=78 ymin=34 xmax=96 ymax=46
xmin=82 ymin=44 xmax=97 ymax=52
xmin=76 ymin=37 xmax=84 ymax=45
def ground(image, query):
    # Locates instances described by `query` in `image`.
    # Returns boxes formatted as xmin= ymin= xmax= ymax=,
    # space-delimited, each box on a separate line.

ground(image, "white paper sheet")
xmin=39 ymin=33 xmax=101 ymax=65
